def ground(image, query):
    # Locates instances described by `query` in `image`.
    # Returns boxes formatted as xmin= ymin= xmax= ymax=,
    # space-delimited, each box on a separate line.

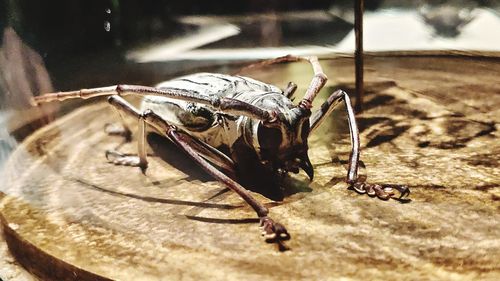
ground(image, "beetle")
xmin=33 ymin=55 xmax=409 ymax=250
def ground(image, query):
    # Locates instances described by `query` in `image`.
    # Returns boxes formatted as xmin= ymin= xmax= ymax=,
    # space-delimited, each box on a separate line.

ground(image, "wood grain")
xmin=1 ymin=54 xmax=499 ymax=280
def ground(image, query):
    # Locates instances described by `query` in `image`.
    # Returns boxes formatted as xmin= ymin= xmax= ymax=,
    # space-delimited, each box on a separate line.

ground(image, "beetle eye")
xmin=300 ymin=119 xmax=310 ymax=141
xmin=258 ymin=125 xmax=282 ymax=149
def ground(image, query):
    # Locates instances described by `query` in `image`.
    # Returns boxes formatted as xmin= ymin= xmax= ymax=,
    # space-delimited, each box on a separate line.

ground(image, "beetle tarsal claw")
xmin=351 ymin=182 xmax=367 ymax=194
xmin=350 ymin=181 xmax=410 ymax=201
xmin=388 ymin=184 xmax=411 ymax=199
xmin=259 ymin=217 xmax=291 ymax=249
xmin=105 ymin=150 xmax=147 ymax=170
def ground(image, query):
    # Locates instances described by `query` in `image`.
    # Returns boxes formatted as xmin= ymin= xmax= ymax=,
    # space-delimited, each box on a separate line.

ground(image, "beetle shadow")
xmin=236 ymin=171 xmax=313 ymax=201
xmin=71 ymin=177 xmax=241 ymax=210
xmin=149 ymin=132 xmax=311 ymax=201
xmin=230 ymin=138 xmax=313 ymax=201
xmin=147 ymin=133 xmax=213 ymax=183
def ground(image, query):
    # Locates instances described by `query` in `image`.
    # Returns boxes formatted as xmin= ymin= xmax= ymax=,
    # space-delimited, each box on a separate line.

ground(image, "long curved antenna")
xmin=32 ymin=85 xmax=277 ymax=123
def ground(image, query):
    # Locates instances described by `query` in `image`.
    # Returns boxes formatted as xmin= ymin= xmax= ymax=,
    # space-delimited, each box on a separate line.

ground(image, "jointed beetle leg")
xmin=169 ymin=130 xmax=291 ymax=251
xmin=105 ymin=95 xmax=149 ymax=171
xmin=105 ymin=95 xmax=290 ymax=250
xmin=309 ymin=90 xmax=410 ymax=200
xmin=105 ymin=99 xmax=133 ymax=142
xmin=283 ymin=82 xmax=297 ymax=99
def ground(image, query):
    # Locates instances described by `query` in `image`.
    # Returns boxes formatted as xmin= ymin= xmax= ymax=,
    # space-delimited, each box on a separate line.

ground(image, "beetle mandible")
xmin=33 ymin=55 xmax=409 ymax=250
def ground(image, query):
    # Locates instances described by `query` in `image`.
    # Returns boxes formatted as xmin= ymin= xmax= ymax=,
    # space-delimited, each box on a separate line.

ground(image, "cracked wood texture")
xmin=1 ymin=54 xmax=499 ymax=280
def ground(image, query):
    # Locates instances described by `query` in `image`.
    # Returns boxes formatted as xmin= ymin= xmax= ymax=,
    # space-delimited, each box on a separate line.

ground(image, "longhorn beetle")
xmin=33 ymin=55 xmax=409 ymax=250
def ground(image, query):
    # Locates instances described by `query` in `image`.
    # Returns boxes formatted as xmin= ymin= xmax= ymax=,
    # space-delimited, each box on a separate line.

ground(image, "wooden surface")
xmin=0 ymin=222 xmax=36 ymax=281
xmin=1 ymin=55 xmax=499 ymax=280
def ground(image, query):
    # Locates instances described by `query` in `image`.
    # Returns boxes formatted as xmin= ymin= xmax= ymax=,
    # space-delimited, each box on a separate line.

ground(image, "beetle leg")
xmin=283 ymin=82 xmax=297 ymax=99
xmin=310 ymin=90 xmax=360 ymax=182
xmin=309 ymin=90 xmax=346 ymax=134
xmin=102 ymin=98 xmax=284 ymax=247
xmin=169 ymin=130 xmax=237 ymax=179
xmin=104 ymin=100 xmax=133 ymax=141
xmin=309 ymin=90 xmax=410 ymax=199
xmin=105 ymin=96 xmax=149 ymax=170
xmin=234 ymin=55 xmax=302 ymax=74
xmin=168 ymin=129 xmax=290 ymax=250
xmin=106 ymin=96 xmax=238 ymax=178
xmin=298 ymin=56 xmax=328 ymax=109
xmin=235 ymin=55 xmax=328 ymax=108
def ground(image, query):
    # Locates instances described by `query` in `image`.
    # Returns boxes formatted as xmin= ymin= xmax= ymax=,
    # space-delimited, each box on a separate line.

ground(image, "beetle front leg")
xmin=102 ymin=98 xmax=288 ymax=248
xmin=309 ymin=90 xmax=410 ymax=200
xmin=168 ymin=129 xmax=291 ymax=250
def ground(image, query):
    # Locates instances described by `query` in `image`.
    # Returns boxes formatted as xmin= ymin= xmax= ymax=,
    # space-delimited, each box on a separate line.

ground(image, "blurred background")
xmin=1 ymin=0 xmax=499 ymax=88
xmin=1 ymin=0 xmax=499 ymax=172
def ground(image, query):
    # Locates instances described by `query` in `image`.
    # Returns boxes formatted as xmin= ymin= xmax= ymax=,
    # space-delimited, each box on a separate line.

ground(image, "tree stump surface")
xmin=1 ymin=55 xmax=499 ymax=280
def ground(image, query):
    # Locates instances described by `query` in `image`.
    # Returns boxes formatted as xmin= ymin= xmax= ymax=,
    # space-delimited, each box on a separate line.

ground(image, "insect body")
xmin=146 ymin=73 xmax=286 ymax=152
xmin=146 ymin=73 xmax=312 ymax=180
xmin=33 ymin=55 xmax=409 ymax=250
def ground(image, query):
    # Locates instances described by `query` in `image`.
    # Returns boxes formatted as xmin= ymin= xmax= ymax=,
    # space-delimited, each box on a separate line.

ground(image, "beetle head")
xmin=254 ymin=107 xmax=314 ymax=180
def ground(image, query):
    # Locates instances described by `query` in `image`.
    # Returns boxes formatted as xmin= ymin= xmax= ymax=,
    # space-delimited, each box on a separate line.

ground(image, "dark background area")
xmin=1 ymin=0 xmax=341 ymax=54
xmin=2 ymin=0 xmax=498 ymax=54
xmin=0 ymin=0 xmax=498 ymax=103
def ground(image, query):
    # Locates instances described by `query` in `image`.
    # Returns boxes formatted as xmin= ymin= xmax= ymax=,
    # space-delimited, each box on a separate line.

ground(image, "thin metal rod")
xmin=354 ymin=0 xmax=364 ymax=112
